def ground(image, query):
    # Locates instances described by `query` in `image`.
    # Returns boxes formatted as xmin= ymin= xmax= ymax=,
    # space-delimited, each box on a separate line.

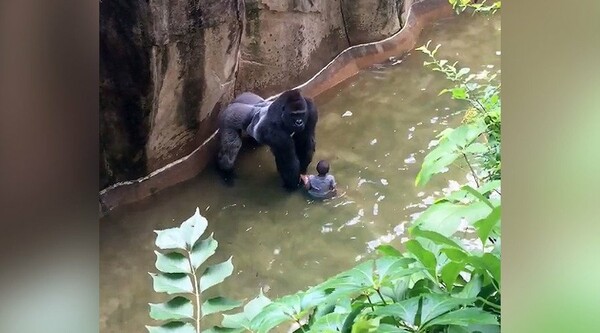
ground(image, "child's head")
xmin=316 ymin=160 xmax=330 ymax=176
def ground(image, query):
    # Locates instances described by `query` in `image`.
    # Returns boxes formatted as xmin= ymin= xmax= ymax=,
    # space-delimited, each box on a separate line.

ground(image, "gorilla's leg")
xmin=271 ymin=140 xmax=302 ymax=190
xmin=217 ymin=128 xmax=243 ymax=185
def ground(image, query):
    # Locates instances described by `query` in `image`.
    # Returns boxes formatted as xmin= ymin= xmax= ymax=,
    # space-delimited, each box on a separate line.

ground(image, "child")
xmin=300 ymin=160 xmax=337 ymax=199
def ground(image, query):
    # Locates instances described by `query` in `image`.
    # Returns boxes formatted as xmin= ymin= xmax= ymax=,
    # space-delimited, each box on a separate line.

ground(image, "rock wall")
xmin=100 ymin=0 xmax=413 ymax=190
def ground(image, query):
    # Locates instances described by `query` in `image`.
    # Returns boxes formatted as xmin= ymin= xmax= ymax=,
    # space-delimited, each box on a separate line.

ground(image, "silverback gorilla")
xmin=217 ymin=89 xmax=318 ymax=190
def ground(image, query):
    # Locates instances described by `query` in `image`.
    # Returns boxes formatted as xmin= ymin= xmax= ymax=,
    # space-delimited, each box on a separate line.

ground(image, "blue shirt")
xmin=307 ymin=174 xmax=336 ymax=199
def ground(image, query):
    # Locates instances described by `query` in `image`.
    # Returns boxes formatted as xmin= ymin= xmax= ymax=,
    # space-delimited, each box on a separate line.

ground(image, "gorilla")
xmin=217 ymin=89 xmax=318 ymax=190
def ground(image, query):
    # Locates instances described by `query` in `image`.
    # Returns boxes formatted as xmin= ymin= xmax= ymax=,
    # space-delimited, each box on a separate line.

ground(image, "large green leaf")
xmin=410 ymin=228 xmax=464 ymax=250
xmin=150 ymin=273 xmax=194 ymax=295
xmin=200 ymin=257 xmax=234 ymax=292
xmin=441 ymin=261 xmax=466 ymax=292
xmin=221 ymin=291 xmax=272 ymax=330
xmin=155 ymin=228 xmax=186 ymax=251
xmin=201 ymin=297 xmax=242 ymax=317
xmin=149 ymin=296 xmax=194 ymax=321
xmin=454 ymin=275 xmax=482 ymax=299
xmin=307 ymin=312 xmax=346 ymax=333
xmin=375 ymin=257 xmax=417 ymax=286
xmin=376 ymin=245 xmax=403 ymax=257
xmin=373 ymin=296 xmax=420 ymax=326
xmin=421 ymin=308 xmax=498 ymax=328
xmin=448 ymin=324 xmax=500 ymax=333
xmin=377 ymin=324 xmax=410 ymax=332
xmin=180 ymin=207 xmax=208 ymax=248
xmin=249 ymin=301 xmax=294 ymax=333
xmin=191 ymin=233 xmax=218 ymax=269
xmin=419 ymin=294 xmax=475 ymax=326
xmin=155 ymin=251 xmax=191 ymax=274
xmin=351 ymin=315 xmax=380 ymax=333
xmin=412 ymin=201 xmax=492 ymax=237
xmin=416 ymin=123 xmax=486 ymax=186
xmin=473 ymin=206 xmax=501 ymax=246
xmin=146 ymin=321 xmax=196 ymax=333
xmin=154 ymin=208 xmax=209 ymax=251
xmin=405 ymin=240 xmax=437 ymax=278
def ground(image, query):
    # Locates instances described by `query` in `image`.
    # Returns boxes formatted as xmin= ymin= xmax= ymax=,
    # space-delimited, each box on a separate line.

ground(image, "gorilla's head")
xmin=279 ymin=89 xmax=309 ymax=132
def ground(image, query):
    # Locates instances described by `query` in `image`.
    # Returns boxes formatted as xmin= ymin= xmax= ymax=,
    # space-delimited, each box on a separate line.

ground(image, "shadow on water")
xmin=100 ymin=13 xmax=500 ymax=333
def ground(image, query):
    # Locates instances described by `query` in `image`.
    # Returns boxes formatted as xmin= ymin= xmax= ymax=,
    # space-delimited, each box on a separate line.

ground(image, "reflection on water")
xmin=100 ymin=14 xmax=500 ymax=333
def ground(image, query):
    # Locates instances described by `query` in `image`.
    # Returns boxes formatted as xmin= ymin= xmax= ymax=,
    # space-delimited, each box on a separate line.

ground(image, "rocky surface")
xmin=100 ymin=0 xmax=412 ymax=189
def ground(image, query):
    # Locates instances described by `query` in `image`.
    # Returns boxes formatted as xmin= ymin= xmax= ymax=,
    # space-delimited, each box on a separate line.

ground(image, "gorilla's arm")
xmin=294 ymin=98 xmax=318 ymax=174
xmin=267 ymin=131 xmax=301 ymax=190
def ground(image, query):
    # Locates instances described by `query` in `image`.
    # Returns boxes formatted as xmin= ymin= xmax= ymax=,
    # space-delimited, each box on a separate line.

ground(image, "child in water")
xmin=300 ymin=160 xmax=337 ymax=199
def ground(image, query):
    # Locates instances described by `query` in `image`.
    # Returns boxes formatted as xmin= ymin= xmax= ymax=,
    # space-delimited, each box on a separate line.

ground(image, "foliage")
xmin=415 ymin=40 xmax=501 ymax=183
xmin=147 ymin=208 xmax=242 ymax=333
xmin=448 ymin=0 xmax=501 ymax=14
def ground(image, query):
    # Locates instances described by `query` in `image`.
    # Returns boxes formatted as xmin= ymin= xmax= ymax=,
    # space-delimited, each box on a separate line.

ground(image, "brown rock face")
xmin=100 ymin=0 xmax=243 ymax=189
xmin=100 ymin=0 xmax=412 ymax=190
xmin=234 ymin=0 xmax=349 ymax=97
xmin=341 ymin=0 xmax=403 ymax=45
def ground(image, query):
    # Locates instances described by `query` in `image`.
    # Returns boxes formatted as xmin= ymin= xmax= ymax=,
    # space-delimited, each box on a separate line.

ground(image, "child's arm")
xmin=300 ymin=175 xmax=311 ymax=190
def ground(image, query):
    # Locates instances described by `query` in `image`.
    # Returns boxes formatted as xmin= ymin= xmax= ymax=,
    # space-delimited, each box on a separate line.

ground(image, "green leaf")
xmin=373 ymin=296 xmax=420 ymax=326
xmin=441 ymin=261 xmax=466 ymax=292
xmin=202 ymin=297 xmax=242 ymax=317
xmin=155 ymin=251 xmax=191 ymax=274
xmin=422 ymin=308 xmax=498 ymax=328
xmin=222 ymin=290 xmax=272 ymax=330
xmin=155 ymin=227 xmax=186 ymax=251
xmin=442 ymin=248 xmax=468 ymax=262
xmin=412 ymin=201 xmax=492 ymax=236
xmin=463 ymin=142 xmax=488 ymax=154
xmin=351 ymin=315 xmax=380 ymax=333
xmin=410 ymin=228 xmax=464 ymax=250
xmin=150 ymin=273 xmax=194 ymax=295
xmin=454 ymin=274 xmax=482 ymax=299
xmin=377 ymin=324 xmax=410 ymax=333
xmin=146 ymin=321 xmax=196 ymax=333
xmin=457 ymin=67 xmax=471 ymax=77
xmin=405 ymin=240 xmax=437 ymax=278
xmin=451 ymin=87 xmax=468 ymax=100
xmin=416 ymin=123 xmax=486 ymax=186
xmin=376 ymin=245 xmax=403 ymax=257
xmin=341 ymin=303 xmax=369 ymax=333
xmin=180 ymin=207 xmax=208 ymax=248
xmin=308 ymin=312 xmax=346 ymax=333
xmin=149 ymin=296 xmax=194 ymax=321
xmin=473 ymin=206 xmax=501 ymax=245
xmin=462 ymin=186 xmax=494 ymax=209
xmin=202 ymin=327 xmax=244 ymax=333
xmin=200 ymin=257 xmax=234 ymax=292
xmin=191 ymin=233 xmax=218 ymax=269
xmin=419 ymin=294 xmax=475 ymax=326
xmin=375 ymin=257 xmax=416 ymax=285
xmin=249 ymin=301 xmax=294 ymax=333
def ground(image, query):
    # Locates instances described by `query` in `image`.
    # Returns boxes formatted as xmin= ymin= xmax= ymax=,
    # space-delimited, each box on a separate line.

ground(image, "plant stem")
xmin=366 ymin=295 xmax=376 ymax=312
xmin=375 ymin=289 xmax=387 ymax=305
xmin=477 ymin=297 xmax=501 ymax=310
xmin=462 ymin=152 xmax=480 ymax=187
xmin=188 ymin=253 xmax=201 ymax=333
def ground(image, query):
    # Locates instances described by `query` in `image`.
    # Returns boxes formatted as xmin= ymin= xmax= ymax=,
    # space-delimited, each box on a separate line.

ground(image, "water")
xmin=100 ymin=13 xmax=500 ymax=333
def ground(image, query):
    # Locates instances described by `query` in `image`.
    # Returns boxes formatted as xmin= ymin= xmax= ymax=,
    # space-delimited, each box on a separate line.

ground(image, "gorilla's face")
xmin=282 ymin=101 xmax=308 ymax=132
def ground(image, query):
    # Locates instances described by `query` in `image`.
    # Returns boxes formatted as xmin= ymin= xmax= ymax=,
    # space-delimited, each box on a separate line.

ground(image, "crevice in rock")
xmin=339 ymin=0 xmax=352 ymax=46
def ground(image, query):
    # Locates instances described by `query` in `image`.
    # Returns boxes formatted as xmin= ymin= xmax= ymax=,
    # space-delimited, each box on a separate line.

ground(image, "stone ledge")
xmin=99 ymin=0 xmax=454 ymax=218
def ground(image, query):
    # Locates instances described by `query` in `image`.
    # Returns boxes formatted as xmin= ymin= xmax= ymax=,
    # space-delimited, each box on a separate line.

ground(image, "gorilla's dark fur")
xmin=217 ymin=89 xmax=318 ymax=189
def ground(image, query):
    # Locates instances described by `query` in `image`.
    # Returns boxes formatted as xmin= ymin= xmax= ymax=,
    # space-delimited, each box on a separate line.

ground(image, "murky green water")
xmin=100 ymin=13 xmax=500 ymax=333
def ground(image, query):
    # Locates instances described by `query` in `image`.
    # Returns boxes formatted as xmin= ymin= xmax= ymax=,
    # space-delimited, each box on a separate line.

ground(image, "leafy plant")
xmin=147 ymin=208 xmax=242 ymax=333
xmin=415 ymin=40 xmax=501 ymax=184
